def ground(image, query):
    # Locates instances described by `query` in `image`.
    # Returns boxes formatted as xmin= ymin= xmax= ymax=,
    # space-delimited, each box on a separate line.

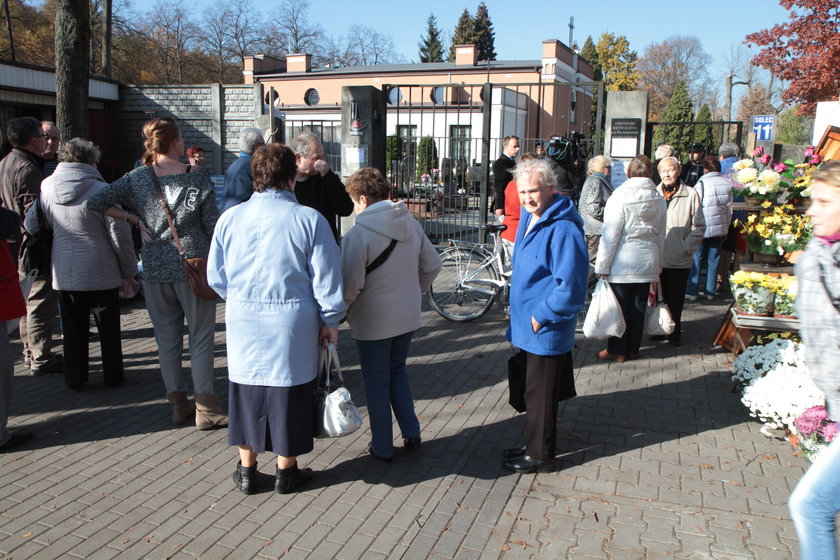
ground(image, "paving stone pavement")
xmin=0 ymin=294 xmax=807 ymax=559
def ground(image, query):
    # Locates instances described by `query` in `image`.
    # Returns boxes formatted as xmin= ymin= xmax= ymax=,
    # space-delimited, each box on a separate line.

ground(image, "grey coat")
xmin=29 ymin=162 xmax=137 ymax=291
xmin=796 ymin=239 xmax=840 ymax=421
xmin=579 ymin=173 xmax=613 ymax=236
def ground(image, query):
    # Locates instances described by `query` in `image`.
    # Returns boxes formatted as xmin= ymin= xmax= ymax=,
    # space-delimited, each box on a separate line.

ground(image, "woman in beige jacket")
xmin=654 ymin=157 xmax=706 ymax=346
xmin=340 ymin=168 xmax=441 ymax=462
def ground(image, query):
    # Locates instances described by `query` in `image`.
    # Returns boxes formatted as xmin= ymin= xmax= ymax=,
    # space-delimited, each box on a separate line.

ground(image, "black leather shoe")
xmin=649 ymin=335 xmax=667 ymax=342
xmin=403 ymin=437 xmax=421 ymax=451
xmin=275 ymin=463 xmax=313 ymax=494
xmin=503 ymin=455 xmax=555 ymax=474
xmin=502 ymin=444 xmax=526 ymax=459
xmin=368 ymin=445 xmax=393 ymax=463
xmin=0 ymin=431 xmax=34 ymax=452
xmin=232 ymin=461 xmax=257 ymax=495
xmin=667 ymin=336 xmax=682 ymax=347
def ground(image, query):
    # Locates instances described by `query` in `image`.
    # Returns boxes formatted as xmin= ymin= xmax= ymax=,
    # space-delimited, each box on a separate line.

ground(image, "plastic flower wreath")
xmin=736 ymin=204 xmax=812 ymax=256
xmin=732 ymin=145 xmax=827 ymax=204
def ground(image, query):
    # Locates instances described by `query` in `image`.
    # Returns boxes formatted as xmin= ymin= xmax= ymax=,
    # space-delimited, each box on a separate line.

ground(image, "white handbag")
xmin=644 ymin=282 xmax=676 ymax=336
xmin=314 ymin=343 xmax=363 ymax=438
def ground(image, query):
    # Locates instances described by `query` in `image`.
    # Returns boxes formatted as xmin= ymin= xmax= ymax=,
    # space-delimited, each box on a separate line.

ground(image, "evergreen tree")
xmin=580 ymin=36 xmax=603 ymax=146
xmin=692 ymin=103 xmax=714 ymax=152
xmin=418 ymin=13 xmax=444 ymax=63
xmin=652 ymin=80 xmax=694 ymax=160
xmin=447 ymin=9 xmax=475 ymax=62
xmin=472 ymin=2 xmax=496 ymax=61
xmin=776 ymin=105 xmax=809 ymax=145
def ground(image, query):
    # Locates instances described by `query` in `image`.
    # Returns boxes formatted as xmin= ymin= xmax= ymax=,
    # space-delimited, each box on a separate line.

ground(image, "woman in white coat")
xmin=594 ymin=155 xmax=666 ymax=362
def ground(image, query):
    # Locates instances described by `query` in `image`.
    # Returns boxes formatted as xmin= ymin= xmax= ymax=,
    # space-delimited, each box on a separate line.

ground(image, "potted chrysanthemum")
xmin=793 ymin=405 xmax=837 ymax=462
xmin=737 ymin=204 xmax=812 ymax=264
xmin=773 ymin=276 xmax=798 ymax=318
xmin=731 ymin=271 xmax=777 ymax=315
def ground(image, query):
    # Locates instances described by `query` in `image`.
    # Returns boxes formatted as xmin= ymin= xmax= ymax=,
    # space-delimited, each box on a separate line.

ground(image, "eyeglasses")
xmin=38 ymin=133 xmax=49 ymax=138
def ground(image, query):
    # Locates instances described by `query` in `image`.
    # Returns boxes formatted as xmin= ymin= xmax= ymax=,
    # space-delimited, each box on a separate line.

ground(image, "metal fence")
xmin=383 ymin=81 xmax=600 ymax=243
xmin=645 ymin=120 xmax=745 ymax=161
xmin=284 ymin=119 xmax=342 ymax=172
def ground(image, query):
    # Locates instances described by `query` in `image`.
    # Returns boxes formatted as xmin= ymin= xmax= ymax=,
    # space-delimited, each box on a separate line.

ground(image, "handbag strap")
xmin=365 ymin=239 xmax=398 ymax=276
xmin=149 ymin=166 xmax=186 ymax=259
xmin=317 ymin=343 xmax=344 ymax=389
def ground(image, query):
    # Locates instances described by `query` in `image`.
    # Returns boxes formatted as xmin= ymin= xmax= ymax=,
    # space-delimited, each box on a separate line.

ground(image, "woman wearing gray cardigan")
xmin=28 ymin=139 xmax=137 ymax=391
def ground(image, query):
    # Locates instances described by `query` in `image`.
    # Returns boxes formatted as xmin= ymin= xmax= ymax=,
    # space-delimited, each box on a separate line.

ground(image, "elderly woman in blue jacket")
xmin=207 ymin=143 xmax=346 ymax=496
xmin=504 ymin=158 xmax=589 ymax=474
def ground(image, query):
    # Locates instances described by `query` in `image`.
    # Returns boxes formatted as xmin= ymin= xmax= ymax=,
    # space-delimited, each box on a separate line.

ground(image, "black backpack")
xmin=21 ymin=198 xmax=52 ymax=276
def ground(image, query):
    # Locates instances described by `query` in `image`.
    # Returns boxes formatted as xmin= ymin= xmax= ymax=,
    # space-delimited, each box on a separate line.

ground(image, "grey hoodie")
xmin=30 ymin=162 xmax=136 ymax=291
xmin=340 ymin=200 xmax=441 ymax=341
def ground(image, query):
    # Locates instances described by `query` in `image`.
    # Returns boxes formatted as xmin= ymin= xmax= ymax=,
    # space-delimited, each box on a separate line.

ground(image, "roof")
xmin=254 ymin=59 xmax=543 ymax=79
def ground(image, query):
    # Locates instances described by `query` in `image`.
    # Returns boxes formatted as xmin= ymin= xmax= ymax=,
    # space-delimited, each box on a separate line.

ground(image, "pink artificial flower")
xmin=804 ymin=146 xmax=815 ymax=158
xmin=773 ymin=162 xmax=787 ymax=173
xmin=796 ymin=405 xmax=828 ymax=436
xmin=758 ymin=153 xmax=772 ymax=165
xmin=810 ymin=154 xmax=822 ymax=165
xmin=753 ymin=146 xmax=765 ymax=157
xmin=822 ymin=422 xmax=838 ymax=442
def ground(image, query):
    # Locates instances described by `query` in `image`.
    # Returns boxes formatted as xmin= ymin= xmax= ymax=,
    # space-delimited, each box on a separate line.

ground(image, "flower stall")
xmin=731 ymin=337 xmax=836 ymax=461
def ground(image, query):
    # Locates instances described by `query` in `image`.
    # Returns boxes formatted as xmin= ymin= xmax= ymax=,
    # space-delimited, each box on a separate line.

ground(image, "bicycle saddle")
xmin=481 ymin=223 xmax=508 ymax=233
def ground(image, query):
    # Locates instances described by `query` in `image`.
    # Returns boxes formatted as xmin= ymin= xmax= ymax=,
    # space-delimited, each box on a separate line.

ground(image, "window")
xmin=304 ymin=88 xmax=320 ymax=106
xmin=387 ymin=87 xmax=403 ymax=105
xmin=397 ymin=125 xmax=417 ymax=158
xmin=450 ymin=125 xmax=471 ymax=163
xmin=430 ymin=87 xmax=445 ymax=105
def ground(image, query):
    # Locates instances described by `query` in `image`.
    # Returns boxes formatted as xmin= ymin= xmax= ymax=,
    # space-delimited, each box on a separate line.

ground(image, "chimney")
xmin=243 ymin=55 xmax=286 ymax=84
xmin=454 ymin=44 xmax=478 ymax=66
xmin=287 ymin=53 xmax=312 ymax=73
xmin=542 ymin=40 xmax=562 ymax=59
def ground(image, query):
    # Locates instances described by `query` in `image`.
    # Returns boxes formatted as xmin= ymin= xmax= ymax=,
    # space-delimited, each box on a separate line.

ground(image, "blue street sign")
xmin=753 ymin=115 xmax=774 ymax=142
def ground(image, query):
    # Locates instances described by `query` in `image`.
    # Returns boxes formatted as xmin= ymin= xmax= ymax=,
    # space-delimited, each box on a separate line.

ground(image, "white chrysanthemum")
xmin=759 ymin=169 xmax=781 ymax=187
xmin=733 ymin=159 xmax=755 ymax=170
xmin=736 ymin=167 xmax=758 ymax=184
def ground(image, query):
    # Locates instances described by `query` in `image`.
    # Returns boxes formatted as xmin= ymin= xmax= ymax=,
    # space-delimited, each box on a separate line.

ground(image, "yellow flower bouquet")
xmin=731 ymin=271 xmax=777 ymax=315
xmin=773 ymin=275 xmax=798 ymax=318
xmin=737 ymin=204 xmax=812 ymax=257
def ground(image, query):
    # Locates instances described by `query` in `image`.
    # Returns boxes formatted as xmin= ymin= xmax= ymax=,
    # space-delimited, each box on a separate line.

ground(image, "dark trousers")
xmin=659 ymin=268 xmax=690 ymax=340
xmin=524 ymin=351 xmax=574 ymax=460
xmin=607 ymin=282 xmax=649 ymax=356
xmin=59 ymin=289 xmax=124 ymax=389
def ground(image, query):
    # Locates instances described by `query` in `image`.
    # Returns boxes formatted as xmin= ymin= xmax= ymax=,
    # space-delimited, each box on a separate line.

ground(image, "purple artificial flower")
xmin=758 ymin=153 xmax=772 ymax=166
xmin=821 ymin=422 xmax=838 ymax=443
xmin=753 ymin=146 xmax=765 ymax=157
xmin=773 ymin=162 xmax=787 ymax=173
xmin=796 ymin=405 xmax=828 ymax=435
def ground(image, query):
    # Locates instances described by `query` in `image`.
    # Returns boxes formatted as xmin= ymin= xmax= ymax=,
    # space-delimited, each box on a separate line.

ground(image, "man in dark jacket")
xmin=0 ymin=117 xmax=62 ymax=375
xmin=681 ymin=143 xmax=705 ymax=187
xmin=292 ymin=132 xmax=353 ymax=242
xmin=491 ymin=136 xmax=520 ymax=219
xmin=219 ymin=127 xmax=264 ymax=213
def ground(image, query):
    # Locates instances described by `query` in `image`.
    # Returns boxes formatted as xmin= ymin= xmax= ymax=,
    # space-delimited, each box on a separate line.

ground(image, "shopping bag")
xmin=314 ymin=343 xmax=363 ymax=438
xmin=6 ymin=270 xmax=37 ymax=336
xmin=507 ymin=350 xmax=527 ymax=413
xmin=582 ymin=279 xmax=626 ymax=339
xmin=644 ymin=282 xmax=675 ymax=336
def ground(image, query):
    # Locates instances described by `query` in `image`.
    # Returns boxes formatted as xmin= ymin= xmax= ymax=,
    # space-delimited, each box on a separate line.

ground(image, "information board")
xmin=610 ymin=118 xmax=642 ymax=158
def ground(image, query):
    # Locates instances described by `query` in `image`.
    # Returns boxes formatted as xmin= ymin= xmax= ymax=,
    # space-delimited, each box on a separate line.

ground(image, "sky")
xmin=228 ymin=0 xmax=794 ymax=80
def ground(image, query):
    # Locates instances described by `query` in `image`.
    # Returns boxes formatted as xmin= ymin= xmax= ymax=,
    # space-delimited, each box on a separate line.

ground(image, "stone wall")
xmin=113 ymin=83 xmax=263 ymax=176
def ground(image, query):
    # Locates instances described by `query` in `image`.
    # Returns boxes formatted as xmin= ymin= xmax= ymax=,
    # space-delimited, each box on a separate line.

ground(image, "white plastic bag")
xmin=582 ymin=279 xmax=626 ymax=339
xmin=644 ymin=282 xmax=675 ymax=336
xmin=314 ymin=343 xmax=363 ymax=438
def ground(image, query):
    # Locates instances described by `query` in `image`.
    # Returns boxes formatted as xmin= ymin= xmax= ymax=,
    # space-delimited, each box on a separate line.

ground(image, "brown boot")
xmin=166 ymin=391 xmax=195 ymax=426
xmin=194 ymin=394 xmax=228 ymax=430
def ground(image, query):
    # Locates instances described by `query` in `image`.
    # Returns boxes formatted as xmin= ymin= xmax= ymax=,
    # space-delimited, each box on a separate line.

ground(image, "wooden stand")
xmin=714 ymin=306 xmax=800 ymax=355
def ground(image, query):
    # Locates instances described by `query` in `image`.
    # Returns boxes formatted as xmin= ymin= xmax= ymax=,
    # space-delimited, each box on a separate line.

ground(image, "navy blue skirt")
xmin=227 ymin=379 xmax=316 ymax=456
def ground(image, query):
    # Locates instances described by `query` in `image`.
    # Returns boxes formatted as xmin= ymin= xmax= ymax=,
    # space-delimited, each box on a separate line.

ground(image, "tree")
xmin=745 ymin=0 xmax=840 ymax=115
xmin=636 ymin=36 xmax=712 ymax=120
xmin=472 ymin=2 xmax=495 ymax=61
xmin=594 ymin=32 xmax=638 ymax=91
xmin=273 ymin=0 xmax=326 ymax=56
xmin=226 ymin=2 xmax=258 ymax=68
xmin=447 ymin=9 xmax=475 ymax=62
xmin=736 ymin=84 xmax=777 ymax=125
xmin=416 ymin=136 xmax=438 ymax=181
xmin=651 ymin=80 xmax=694 ymax=159
xmin=692 ymin=103 xmax=714 ymax=152
xmin=776 ymin=105 xmax=810 ymax=145
xmin=319 ymin=25 xmax=400 ymax=67
xmin=418 ymin=13 xmax=443 ymax=63
xmin=144 ymin=3 xmax=198 ymax=83
xmin=580 ymin=36 xmax=603 ymax=145
xmin=201 ymin=0 xmax=235 ymax=82
xmin=55 ymin=0 xmax=90 ymax=139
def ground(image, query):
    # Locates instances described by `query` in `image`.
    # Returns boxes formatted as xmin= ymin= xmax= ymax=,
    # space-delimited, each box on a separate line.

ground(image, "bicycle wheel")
xmin=428 ymin=247 xmax=500 ymax=321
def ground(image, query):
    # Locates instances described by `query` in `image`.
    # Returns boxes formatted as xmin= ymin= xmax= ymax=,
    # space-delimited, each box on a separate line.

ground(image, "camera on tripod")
xmin=545 ymin=132 xmax=588 ymax=165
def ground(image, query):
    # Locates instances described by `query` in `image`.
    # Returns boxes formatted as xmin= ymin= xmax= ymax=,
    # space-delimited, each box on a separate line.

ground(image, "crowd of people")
xmin=2 ymin=115 xmax=837 ymax=548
